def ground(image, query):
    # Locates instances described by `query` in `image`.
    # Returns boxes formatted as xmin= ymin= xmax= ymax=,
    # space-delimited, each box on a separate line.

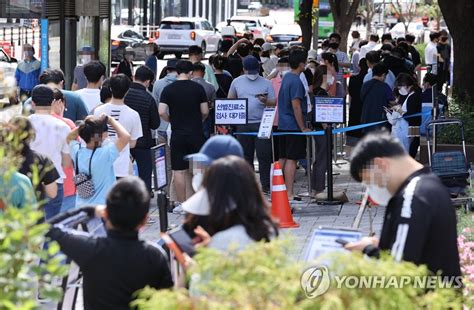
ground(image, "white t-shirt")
xmin=221 ymin=25 xmax=236 ymax=36
xmin=28 ymin=114 xmax=71 ymax=183
xmin=359 ymin=41 xmax=378 ymax=59
xmin=75 ymin=88 xmax=101 ymax=113
xmin=425 ymin=41 xmax=438 ymax=65
xmin=94 ymin=103 xmax=143 ymax=177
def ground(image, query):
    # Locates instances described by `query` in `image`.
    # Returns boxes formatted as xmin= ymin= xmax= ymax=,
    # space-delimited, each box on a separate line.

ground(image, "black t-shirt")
xmin=160 ymin=80 xmax=207 ymax=136
xmin=215 ymin=73 xmax=233 ymax=98
xmin=19 ymin=146 xmax=59 ymax=201
xmin=379 ymin=168 xmax=461 ymax=278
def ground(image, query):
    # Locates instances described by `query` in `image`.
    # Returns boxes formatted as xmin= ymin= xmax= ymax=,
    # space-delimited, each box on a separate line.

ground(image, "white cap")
xmin=262 ymin=42 xmax=275 ymax=52
xmin=308 ymin=49 xmax=317 ymax=60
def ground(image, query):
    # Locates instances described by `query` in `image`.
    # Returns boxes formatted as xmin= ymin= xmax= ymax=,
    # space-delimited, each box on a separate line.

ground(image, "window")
xmin=203 ymin=21 xmax=213 ymax=31
xmin=160 ymin=22 xmax=195 ymax=30
xmin=0 ymin=50 xmax=9 ymax=62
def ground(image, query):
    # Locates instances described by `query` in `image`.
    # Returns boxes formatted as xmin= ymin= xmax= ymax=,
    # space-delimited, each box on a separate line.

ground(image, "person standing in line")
xmin=212 ymin=55 xmax=233 ymax=99
xmin=15 ymin=43 xmax=41 ymax=100
xmin=124 ymin=66 xmax=160 ymax=193
xmin=347 ymin=58 xmax=369 ymax=148
xmin=116 ymin=47 xmax=135 ymax=80
xmin=278 ymin=49 xmax=310 ymax=201
xmin=67 ymin=115 xmax=130 ymax=206
xmin=425 ymin=32 xmax=440 ymax=75
xmin=144 ymin=42 xmax=161 ymax=77
xmin=351 ymin=40 xmax=368 ymax=75
xmin=228 ymin=55 xmax=276 ymax=193
xmin=28 ymin=85 xmax=72 ymax=219
xmin=50 ymin=89 xmax=77 ymax=212
xmin=193 ymin=62 xmax=216 ymax=139
xmin=94 ymin=74 xmax=143 ymax=180
xmin=75 ymin=61 xmax=106 ymax=113
xmin=72 ymin=46 xmax=96 ymax=91
xmin=320 ymin=52 xmax=338 ymax=96
xmin=159 ymin=60 xmax=209 ymax=214
xmin=261 ymin=43 xmax=278 ymax=77
xmin=360 ymin=63 xmax=396 ymax=134
xmin=9 ymin=116 xmax=59 ymax=204
xmin=24 ymin=69 xmax=89 ymax=122
xmin=405 ymin=34 xmax=422 ymax=71
xmin=188 ymin=45 xmax=219 ymax=90
xmin=359 ymin=34 xmax=379 ymax=59
xmin=363 ymin=51 xmax=396 ymax=90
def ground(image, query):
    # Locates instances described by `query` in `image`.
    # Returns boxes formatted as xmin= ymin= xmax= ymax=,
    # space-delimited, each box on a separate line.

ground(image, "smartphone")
xmin=168 ymin=226 xmax=196 ymax=256
xmin=335 ymin=238 xmax=349 ymax=246
xmin=255 ymin=93 xmax=268 ymax=98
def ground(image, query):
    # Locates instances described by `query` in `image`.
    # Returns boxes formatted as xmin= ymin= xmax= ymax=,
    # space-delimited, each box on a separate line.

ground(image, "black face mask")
xmin=329 ymin=43 xmax=340 ymax=50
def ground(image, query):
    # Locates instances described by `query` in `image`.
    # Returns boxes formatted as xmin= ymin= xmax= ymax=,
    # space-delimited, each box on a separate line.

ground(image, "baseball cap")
xmin=242 ymin=55 xmax=260 ymax=74
xmin=307 ymin=49 xmax=318 ymax=60
xmin=31 ymin=85 xmax=54 ymax=106
xmin=262 ymin=42 xmax=275 ymax=52
xmin=184 ymin=135 xmax=244 ymax=166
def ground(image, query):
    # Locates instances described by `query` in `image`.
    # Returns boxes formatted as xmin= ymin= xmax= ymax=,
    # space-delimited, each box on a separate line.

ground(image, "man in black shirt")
xmin=405 ymin=34 xmax=421 ymax=70
xmin=47 ymin=177 xmax=173 ymax=309
xmin=125 ymin=65 xmax=160 ymax=193
xmin=346 ymin=132 xmax=461 ymax=279
xmin=159 ymin=60 xmax=209 ymax=213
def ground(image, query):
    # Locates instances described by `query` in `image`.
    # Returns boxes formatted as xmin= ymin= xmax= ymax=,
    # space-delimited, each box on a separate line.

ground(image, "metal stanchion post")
xmin=157 ymin=190 xmax=169 ymax=233
xmin=318 ymin=124 xmax=341 ymax=205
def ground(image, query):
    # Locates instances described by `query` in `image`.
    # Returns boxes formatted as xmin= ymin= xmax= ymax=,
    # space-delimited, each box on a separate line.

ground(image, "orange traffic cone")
xmin=271 ymin=162 xmax=299 ymax=228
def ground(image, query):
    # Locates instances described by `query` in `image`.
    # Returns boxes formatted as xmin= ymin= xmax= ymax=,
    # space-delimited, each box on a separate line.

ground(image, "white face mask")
xmin=145 ymin=49 xmax=154 ymax=56
xmin=80 ymin=55 xmax=92 ymax=64
xmin=192 ymin=172 xmax=204 ymax=192
xmin=327 ymin=74 xmax=335 ymax=86
xmin=399 ymin=86 xmax=410 ymax=96
xmin=246 ymin=74 xmax=259 ymax=81
xmin=366 ymin=184 xmax=393 ymax=206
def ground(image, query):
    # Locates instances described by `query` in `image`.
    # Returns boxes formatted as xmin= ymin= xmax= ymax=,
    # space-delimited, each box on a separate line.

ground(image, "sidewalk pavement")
xmin=140 ymin=159 xmax=386 ymax=260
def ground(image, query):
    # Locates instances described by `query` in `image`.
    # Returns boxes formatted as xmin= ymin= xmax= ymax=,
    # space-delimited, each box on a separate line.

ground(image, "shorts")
xmin=170 ymin=134 xmax=205 ymax=170
xmin=278 ymin=132 xmax=306 ymax=160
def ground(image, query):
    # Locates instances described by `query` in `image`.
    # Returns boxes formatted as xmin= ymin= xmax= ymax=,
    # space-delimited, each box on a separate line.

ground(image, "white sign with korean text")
xmin=258 ymin=107 xmax=276 ymax=139
xmin=215 ymin=99 xmax=248 ymax=125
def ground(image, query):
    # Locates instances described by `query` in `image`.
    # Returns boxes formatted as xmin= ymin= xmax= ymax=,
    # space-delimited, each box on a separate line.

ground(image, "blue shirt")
xmin=15 ymin=58 xmax=41 ymax=91
xmin=228 ymin=75 xmax=275 ymax=123
xmin=0 ymin=172 xmax=36 ymax=208
xmin=24 ymin=89 xmax=89 ymax=122
xmin=278 ymin=72 xmax=307 ymax=131
xmin=364 ymin=69 xmax=396 ymax=90
xmin=70 ymin=142 xmax=119 ymax=207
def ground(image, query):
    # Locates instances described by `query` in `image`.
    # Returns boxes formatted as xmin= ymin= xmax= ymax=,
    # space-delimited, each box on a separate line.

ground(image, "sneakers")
xmin=172 ymin=203 xmax=186 ymax=215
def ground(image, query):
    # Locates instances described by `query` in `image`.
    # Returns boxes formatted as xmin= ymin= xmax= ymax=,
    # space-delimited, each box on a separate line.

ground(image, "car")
xmin=248 ymin=2 xmax=263 ymax=11
xmin=111 ymin=26 xmax=149 ymax=62
xmin=155 ymin=17 xmax=222 ymax=59
xmin=267 ymin=24 xmax=302 ymax=46
xmin=0 ymin=48 xmax=17 ymax=100
xmin=230 ymin=15 xmax=270 ymax=39
xmin=389 ymin=22 xmax=425 ymax=43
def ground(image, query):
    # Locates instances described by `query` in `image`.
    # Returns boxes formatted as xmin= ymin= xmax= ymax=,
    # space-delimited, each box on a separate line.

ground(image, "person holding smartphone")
xmin=228 ymin=55 xmax=276 ymax=193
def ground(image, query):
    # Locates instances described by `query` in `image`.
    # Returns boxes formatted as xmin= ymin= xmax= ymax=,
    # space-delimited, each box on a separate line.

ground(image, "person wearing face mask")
xmin=345 ymin=132 xmax=461 ymax=280
xmin=327 ymin=34 xmax=350 ymax=88
xmin=360 ymin=63 xmax=396 ymax=134
xmin=425 ymin=32 xmax=441 ymax=75
xmin=270 ymin=57 xmax=290 ymax=160
xmin=72 ymin=46 xmax=96 ymax=91
xmin=261 ymin=43 xmax=278 ymax=77
xmin=116 ymin=47 xmax=135 ymax=80
xmin=320 ymin=52 xmax=338 ymax=96
xmin=228 ymin=55 xmax=276 ymax=194
xmin=144 ymin=43 xmax=161 ymax=77
xmin=15 ymin=44 xmax=41 ymax=100
xmin=394 ymin=73 xmax=422 ymax=158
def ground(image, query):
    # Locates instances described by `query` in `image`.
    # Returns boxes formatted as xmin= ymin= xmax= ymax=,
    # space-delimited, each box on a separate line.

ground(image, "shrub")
xmin=414 ymin=43 xmax=427 ymax=66
xmin=133 ymin=239 xmax=462 ymax=309
xmin=436 ymin=97 xmax=474 ymax=145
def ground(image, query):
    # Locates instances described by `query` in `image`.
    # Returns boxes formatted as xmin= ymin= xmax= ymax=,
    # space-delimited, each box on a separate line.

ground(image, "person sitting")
xmin=46 ymin=177 xmax=173 ymax=309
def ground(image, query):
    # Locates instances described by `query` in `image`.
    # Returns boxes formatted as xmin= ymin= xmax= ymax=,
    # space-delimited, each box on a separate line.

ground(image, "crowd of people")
xmin=0 ymin=27 xmax=461 ymax=308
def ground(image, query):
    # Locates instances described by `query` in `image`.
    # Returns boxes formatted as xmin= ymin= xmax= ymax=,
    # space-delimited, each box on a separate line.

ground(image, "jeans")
xmin=236 ymin=123 xmax=272 ymax=189
xmin=60 ymin=195 xmax=76 ymax=213
xmin=131 ymin=148 xmax=153 ymax=192
xmin=44 ymin=183 xmax=63 ymax=220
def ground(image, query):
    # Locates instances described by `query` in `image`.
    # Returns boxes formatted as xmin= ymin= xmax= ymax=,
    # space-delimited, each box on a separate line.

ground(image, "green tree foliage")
xmin=133 ymin=239 xmax=462 ymax=309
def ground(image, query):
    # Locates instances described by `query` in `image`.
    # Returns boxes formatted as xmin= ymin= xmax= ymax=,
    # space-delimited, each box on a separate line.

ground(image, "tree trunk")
xmin=298 ymin=0 xmax=313 ymax=50
xmin=438 ymin=0 xmax=474 ymax=100
xmin=329 ymin=0 xmax=361 ymax=53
